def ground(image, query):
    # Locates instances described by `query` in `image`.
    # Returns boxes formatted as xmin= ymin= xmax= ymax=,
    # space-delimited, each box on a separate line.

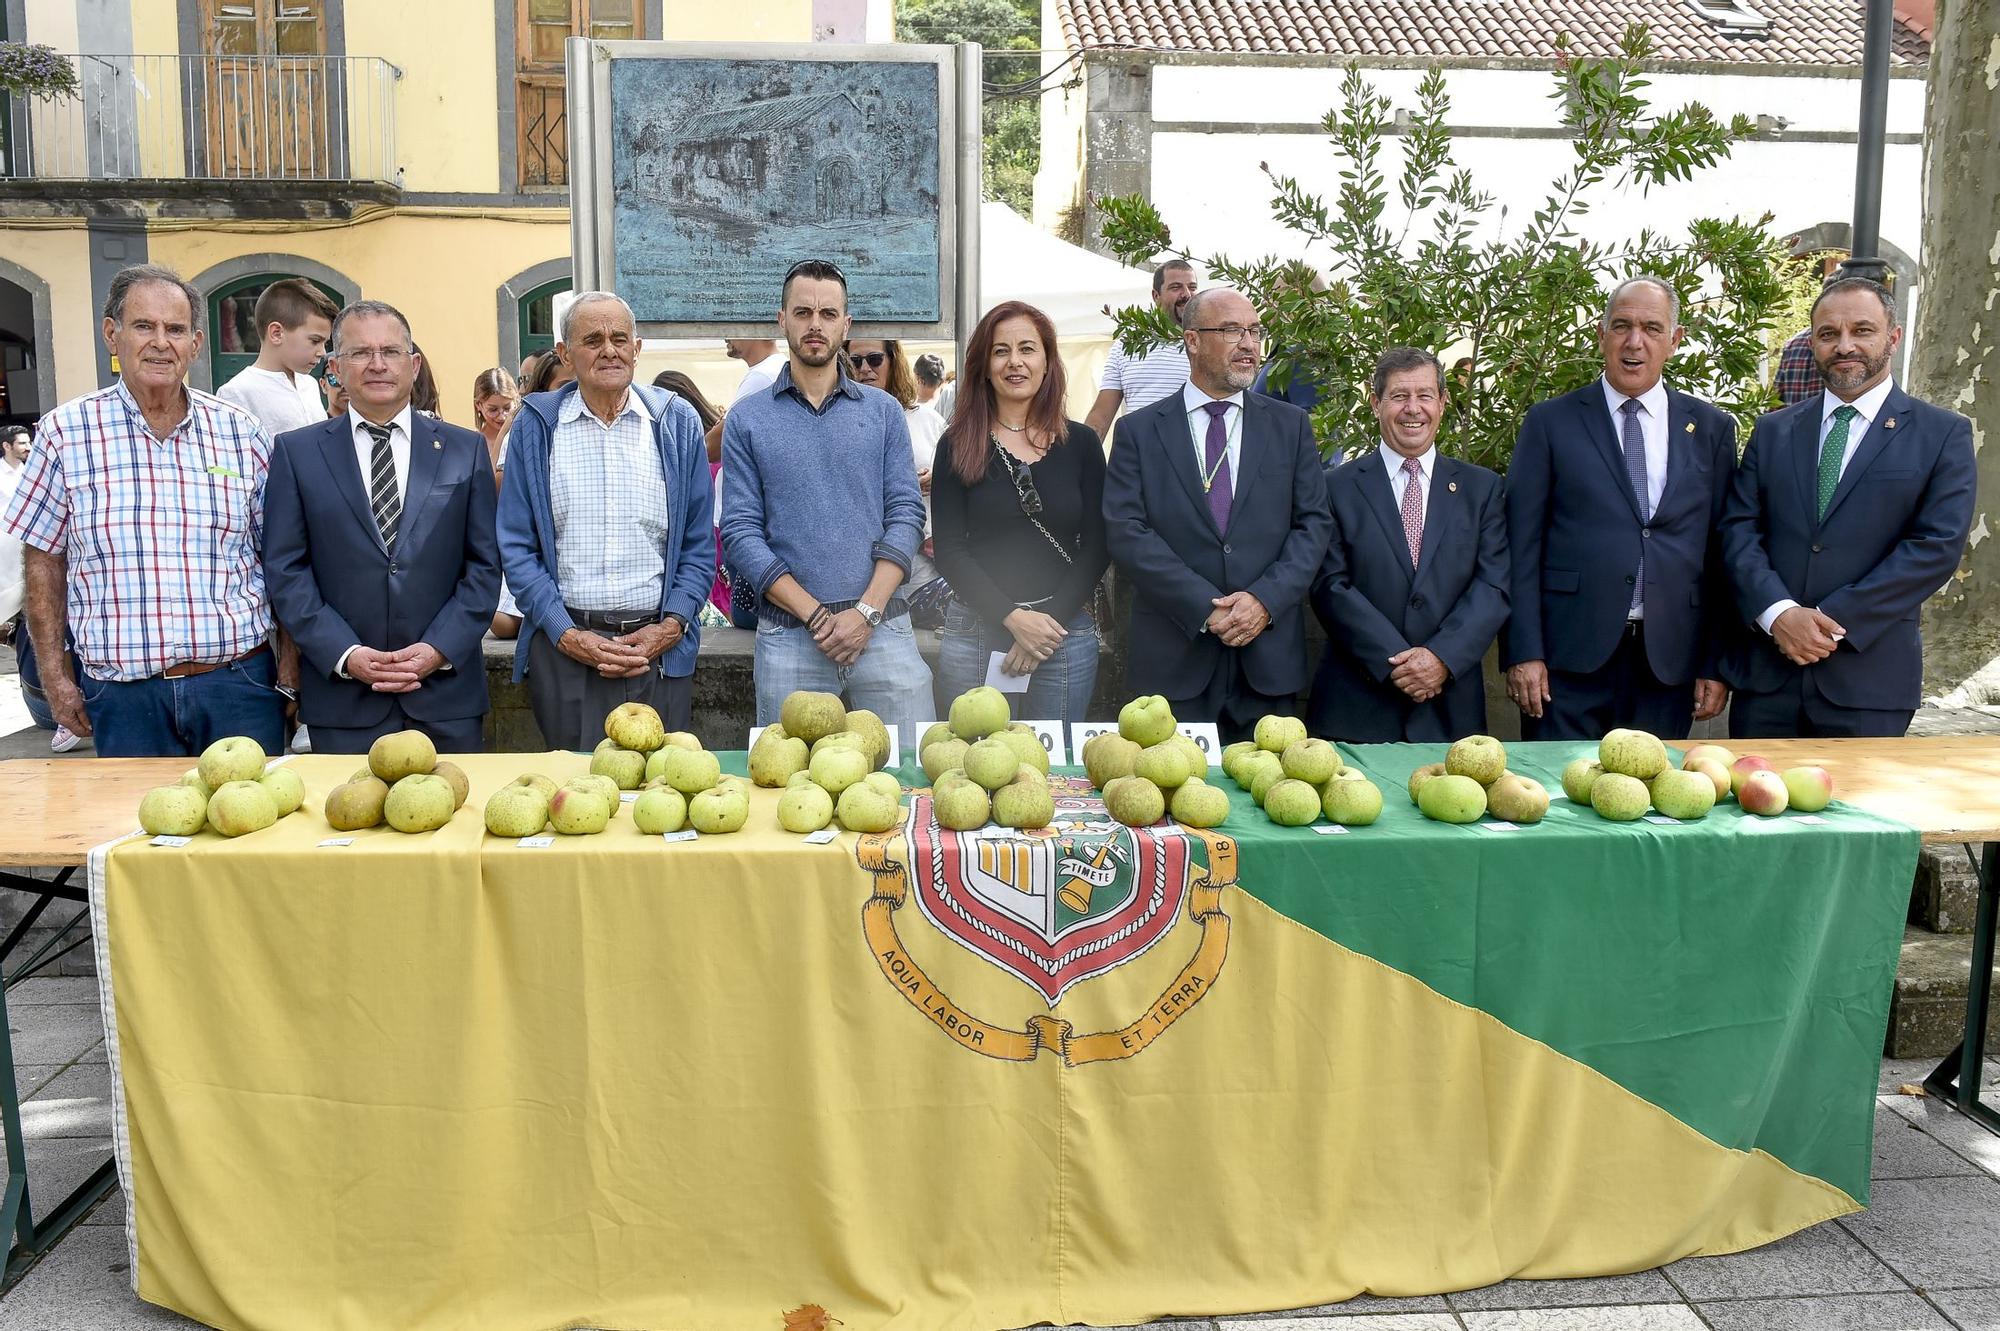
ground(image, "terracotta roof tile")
xmin=1057 ymin=0 xmax=1930 ymax=66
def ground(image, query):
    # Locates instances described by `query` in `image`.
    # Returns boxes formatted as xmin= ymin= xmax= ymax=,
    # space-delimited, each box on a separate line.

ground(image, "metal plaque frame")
xmin=568 ymin=38 xmax=980 ymax=342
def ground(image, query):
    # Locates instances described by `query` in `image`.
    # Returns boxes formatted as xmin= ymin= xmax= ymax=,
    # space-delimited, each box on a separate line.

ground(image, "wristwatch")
xmin=854 ymin=601 xmax=884 ymax=628
xmin=663 ymin=611 xmax=689 ymax=635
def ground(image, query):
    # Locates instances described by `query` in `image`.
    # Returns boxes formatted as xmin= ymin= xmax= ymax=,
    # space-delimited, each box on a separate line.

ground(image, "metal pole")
xmin=1839 ymin=0 xmax=1893 ymax=285
xmin=954 ymin=41 xmax=983 ymax=374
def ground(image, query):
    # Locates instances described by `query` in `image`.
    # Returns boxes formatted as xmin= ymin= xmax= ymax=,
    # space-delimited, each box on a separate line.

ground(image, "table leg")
xmin=0 ymin=867 xmax=117 ymax=1287
xmin=1923 ymin=842 xmax=1999 ymax=1134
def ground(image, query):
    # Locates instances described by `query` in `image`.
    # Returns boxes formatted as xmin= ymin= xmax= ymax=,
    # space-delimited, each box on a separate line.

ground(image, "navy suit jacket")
xmin=1502 ymin=381 xmax=1737 ymax=684
xmin=1718 ymin=384 xmax=1976 ymax=710
xmin=1307 ymin=450 xmax=1509 ymax=743
xmin=263 ymin=411 xmax=502 ymax=728
xmin=1103 ymin=390 xmax=1333 ymax=701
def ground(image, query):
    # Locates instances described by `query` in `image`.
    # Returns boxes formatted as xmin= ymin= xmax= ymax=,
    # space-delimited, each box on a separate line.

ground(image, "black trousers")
xmin=526 ymin=625 xmax=692 ymax=751
xmin=1167 ymin=653 xmax=1298 ymax=746
xmin=1730 ymin=673 xmax=1913 ymax=739
xmin=309 ymin=700 xmax=484 ymax=755
xmin=1524 ymin=622 xmax=1694 ymax=742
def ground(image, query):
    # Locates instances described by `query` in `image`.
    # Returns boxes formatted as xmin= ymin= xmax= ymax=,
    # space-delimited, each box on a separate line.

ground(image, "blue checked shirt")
xmin=2 ymin=381 xmax=272 ymax=681
xmin=549 ymin=387 xmax=670 ymax=614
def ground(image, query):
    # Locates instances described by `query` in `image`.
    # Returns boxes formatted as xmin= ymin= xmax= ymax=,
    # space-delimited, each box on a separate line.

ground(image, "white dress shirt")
xmin=1600 ymin=376 xmax=1670 ymax=514
xmin=1754 ymin=376 xmax=1899 ymax=635
xmin=1378 ymin=440 xmax=1436 ymax=526
xmin=336 ymin=404 xmax=415 ymax=679
xmin=1182 ymin=380 xmax=1244 ymax=500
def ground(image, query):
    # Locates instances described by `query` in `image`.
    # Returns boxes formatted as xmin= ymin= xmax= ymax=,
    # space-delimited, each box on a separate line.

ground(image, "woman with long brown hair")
xmin=929 ymin=301 xmax=1107 ymax=722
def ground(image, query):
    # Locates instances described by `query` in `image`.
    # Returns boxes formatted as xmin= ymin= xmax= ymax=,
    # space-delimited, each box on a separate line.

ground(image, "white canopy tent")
xmin=631 ymin=202 xmax=1155 ymax=418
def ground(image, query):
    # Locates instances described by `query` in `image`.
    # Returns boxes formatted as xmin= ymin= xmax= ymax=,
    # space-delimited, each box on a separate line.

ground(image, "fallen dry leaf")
xmin=783 ymin=1305 xmax=841 ymax=1331
xmin=1898 ymin=1084 xmax=1929 ymax=1098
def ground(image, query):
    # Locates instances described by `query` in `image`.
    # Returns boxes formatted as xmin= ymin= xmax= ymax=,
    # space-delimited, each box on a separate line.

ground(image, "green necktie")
xmin=1817 ymin=405 xmax=1858 ymax=520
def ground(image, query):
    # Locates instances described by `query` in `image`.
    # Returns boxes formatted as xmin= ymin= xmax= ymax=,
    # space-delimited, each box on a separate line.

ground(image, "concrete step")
xmin=1888 ymin=925 xmax=1999 ymax=1059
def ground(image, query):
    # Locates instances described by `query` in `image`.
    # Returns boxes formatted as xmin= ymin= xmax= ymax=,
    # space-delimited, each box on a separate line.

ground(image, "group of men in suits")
xmin=1107 ymin=274 xmax=1977 ymax=744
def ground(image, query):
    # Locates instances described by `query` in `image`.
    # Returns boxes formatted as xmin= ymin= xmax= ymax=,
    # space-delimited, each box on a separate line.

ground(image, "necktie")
xmin=1818 ymin=404 xmax=1858 ymax=520
xmin=1201 ymin=400 xmax=1232 ymax=532
xmin=1399 ymin=456 xmax=1424 ymax=566
xmin=363 ymin=419 xmax=401 ymax=549
xmin=1620 ymin=398 xmax=1651 ymax=613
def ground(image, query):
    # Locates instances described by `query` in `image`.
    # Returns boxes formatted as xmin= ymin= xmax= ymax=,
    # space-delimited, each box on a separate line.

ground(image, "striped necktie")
xmin=362 ymin=419 xmax=401 ymax=548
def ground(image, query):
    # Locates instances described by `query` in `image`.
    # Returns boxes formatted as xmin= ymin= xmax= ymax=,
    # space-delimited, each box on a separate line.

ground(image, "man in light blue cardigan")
xmin=720 ymin=260 xmax=932 ymax=749
xmin=498 ymin=293 xmax=714 ymax=748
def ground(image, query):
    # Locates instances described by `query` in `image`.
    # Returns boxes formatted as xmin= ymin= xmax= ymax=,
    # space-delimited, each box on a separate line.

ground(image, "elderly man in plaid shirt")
xmin=1 ymin=264 xmax=295 ymax=757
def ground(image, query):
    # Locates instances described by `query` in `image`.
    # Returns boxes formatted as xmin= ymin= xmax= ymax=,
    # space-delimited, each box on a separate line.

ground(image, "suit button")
xmin=1625 ymin=575 xmax=1635 ymax=586
xmin=1811 ymin=543 xmax=1823 ymax=553
xmin=1223 ymin=543 xmax=1232 ymax=554
xmin=1642 ymin=528 xmax=1651 ymax=539
xmin=389 ymin=563 xmax=399 ymax=574
xmin=1410 ymin=595 xmax=1425 ymax=609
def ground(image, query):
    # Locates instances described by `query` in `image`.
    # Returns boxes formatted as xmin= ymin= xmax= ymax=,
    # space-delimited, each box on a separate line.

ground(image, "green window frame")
xmin=518 ymin=276 xmax=570 ymax=363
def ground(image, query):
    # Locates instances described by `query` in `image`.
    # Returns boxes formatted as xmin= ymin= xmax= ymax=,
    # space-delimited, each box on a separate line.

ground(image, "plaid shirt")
xmin=2 ymin=381 xmax=273 ymax=681
xmin=548 ymin=387 xmax=669 ymax=614
xmin=1774 ymin=329 xmax=1823 ymax=407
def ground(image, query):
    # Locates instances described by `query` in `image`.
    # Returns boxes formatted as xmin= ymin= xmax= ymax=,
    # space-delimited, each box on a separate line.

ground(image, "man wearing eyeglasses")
xmin=262 ymin=300 xmax=501 ymax=753
xmin=1104 ymin=288 xmax=1333 ymax=743
xmin=720 ymin=259 xmax=932 ymax=750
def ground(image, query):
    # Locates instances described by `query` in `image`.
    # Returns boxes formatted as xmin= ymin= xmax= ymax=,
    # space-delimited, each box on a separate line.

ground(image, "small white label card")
xmin=661 ymin=830 xmax=699 ymax=843
xmin=1476 ymin=821 xmax=1522 ymax=832
xmin=1311 ymin=824 xmax=1351 ymax=836
xmin=317 ymin=837 xmax=356 ymax=848
xmin=517 ymin=835 xmax=555 ymax=848
xmin=1175 ymin=722 xmax=1222 ymax=758
xmin=802 ymin=827 xmax=841 ymax=845
xmin=620 ymin=791 xmax=639 ymax=803
xmin=1643 ymin=814 xmax=1681 ymax=825
xmin=1793 ymin=814 xmax=1829 ymax=825
xmin=984 ymin=651 xmax=1032 ymax=695
xmin=1021 ymin=721 xmax=1068 ymax=766
xmin=1069 ymin=720 xmax=1118 ymax=753
xmin=148 ymin=835 xmax=192 ymax=848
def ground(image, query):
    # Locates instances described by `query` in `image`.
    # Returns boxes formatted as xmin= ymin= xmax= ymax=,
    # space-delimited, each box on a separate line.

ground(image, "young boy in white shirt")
xmin=215 ymin=278 xmax=336 ymax=435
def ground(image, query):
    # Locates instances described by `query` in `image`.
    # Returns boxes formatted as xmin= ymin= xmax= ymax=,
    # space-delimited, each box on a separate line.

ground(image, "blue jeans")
xmin=81 ymin=651 xmax=288 ymax=759
xmin=754 ymin=615 xmax=933 ymax=756
xmin=935 ymin=603 xmax=1099 ymax=727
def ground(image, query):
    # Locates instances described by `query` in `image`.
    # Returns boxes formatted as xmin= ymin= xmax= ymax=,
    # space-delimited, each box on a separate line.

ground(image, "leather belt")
xmin=567 ymin=608 xmax=656 ymax=634
xmin=161 ymin=644 xmax=268 ymax=679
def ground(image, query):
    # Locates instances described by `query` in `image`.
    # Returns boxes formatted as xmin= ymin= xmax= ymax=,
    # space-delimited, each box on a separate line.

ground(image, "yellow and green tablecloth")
xmin=87 ymin=743 xmax=1918 ymax=1331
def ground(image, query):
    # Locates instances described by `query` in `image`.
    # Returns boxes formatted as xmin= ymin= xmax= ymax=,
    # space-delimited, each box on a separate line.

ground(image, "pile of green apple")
xmin=1218 ymin=714 xmax=1384 ymax=828
xmin=756 ymin=691 xmax=904 ymax=835
xmin=1074 ymin=695 xmax=1228 ymax=829
xmin=136 ymin=736 xmax=308 ymax=838
xmin=1405 ymin=735 xmax=1549 ymax=825
xmin=482 ymin=703 xmax=748 ymax=837
xmin=915 ymin=686 xmax=1055 ymax=832
xmin=1566 ymin=740 xmax=1829 ymax=821
xmin=319 ymin=730 xmax=472 ymax=834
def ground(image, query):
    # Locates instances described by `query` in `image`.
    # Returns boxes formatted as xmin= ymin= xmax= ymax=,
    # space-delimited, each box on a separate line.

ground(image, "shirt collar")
xmin=557 ymin=384 xmax=651 ymax=426
xmin=1822 ymin=377 xmax=1895 ymax=430
xmin=1601 ymin=375 xmax=1669 ymax=421
xmin=1183 ymin=380 xmax=1245 ymax=414
xmin=772 ymin=361 xmax=863 ymax=405
xmin=348 ymin=403 xmax=414 ymax=440
xmin=1377 ymin=440 xmax=1436 ymax=478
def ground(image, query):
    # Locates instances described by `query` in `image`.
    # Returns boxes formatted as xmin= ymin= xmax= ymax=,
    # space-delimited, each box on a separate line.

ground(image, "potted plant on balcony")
xmin=0 ymin=42 xmax=79 ymax=102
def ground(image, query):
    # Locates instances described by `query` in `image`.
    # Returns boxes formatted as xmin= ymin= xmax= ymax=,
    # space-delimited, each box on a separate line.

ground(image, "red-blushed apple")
xmin=1737 ymin=769 xmax=1790 ymax=816
xmin=1682 ymin=743 xmax=1735 ymax=772
xmin=1729 ymin=754 xmax=1777 ymax=797
xmin=1686 ymin=757 xmax=1731 ymax=800
xmin=1781 ymin=766 xmax=1834 ymax=813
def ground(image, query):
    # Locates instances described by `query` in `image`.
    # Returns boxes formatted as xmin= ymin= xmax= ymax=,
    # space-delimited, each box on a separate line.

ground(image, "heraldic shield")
xmin=856 ymin=777 xmax=1235 ymax=1065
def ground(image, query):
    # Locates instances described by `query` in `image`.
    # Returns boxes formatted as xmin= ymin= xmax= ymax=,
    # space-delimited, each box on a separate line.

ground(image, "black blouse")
xmin=929 ymin=421 xmax=1110 ymax=627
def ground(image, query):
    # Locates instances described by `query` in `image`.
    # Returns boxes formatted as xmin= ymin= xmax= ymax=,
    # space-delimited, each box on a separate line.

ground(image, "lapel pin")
xmin=433 ymin=440 xmax=443 ymax=449
xmin=1684 ymin=421 xmax=1695 ymax=433
xmin=1447 ymin=481 xmax=1458 ymax=492
xmin=1884 ymin=417 xmax=1897 ymax=430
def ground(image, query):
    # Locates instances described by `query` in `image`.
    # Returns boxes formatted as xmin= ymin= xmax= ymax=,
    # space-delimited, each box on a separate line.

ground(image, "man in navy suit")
xmin=263 ymin=301 xmax=501 ymax=753
xmin=1104 ymin=288 xmax=1332 ymax=743
xmin=1502 ymin=277 xmax=1738 ymax=741
xmin=1307 ymin=348 xmax=1508 ymax=742
xmin=1720 ymin=277 xmax=1976 ymax=737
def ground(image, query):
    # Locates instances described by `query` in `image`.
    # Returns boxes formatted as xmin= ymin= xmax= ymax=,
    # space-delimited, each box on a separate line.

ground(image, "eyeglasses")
xmin=848 ymin=351 xmax=887 ymax=369
xmin=994 ymin=440 xmax=1042 ymax=515
xmin=336 ymin=347 xmax=410 ymax=366
xmin=1192 ymin=324 xmax=1266 ymax=343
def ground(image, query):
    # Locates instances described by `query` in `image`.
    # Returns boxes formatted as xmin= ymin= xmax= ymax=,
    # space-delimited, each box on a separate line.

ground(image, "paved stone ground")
xmin=0 ymin=978 xmax=1994 ymax=1329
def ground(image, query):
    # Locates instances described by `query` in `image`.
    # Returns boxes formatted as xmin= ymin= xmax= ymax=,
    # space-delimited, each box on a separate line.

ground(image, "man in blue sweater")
xmin=720 ymin=259 xmax=932 ymax=749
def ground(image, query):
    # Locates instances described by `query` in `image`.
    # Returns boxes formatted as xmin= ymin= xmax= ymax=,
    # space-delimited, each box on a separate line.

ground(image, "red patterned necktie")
xmin=1399 ymin=455 xmax=1424 ymax=565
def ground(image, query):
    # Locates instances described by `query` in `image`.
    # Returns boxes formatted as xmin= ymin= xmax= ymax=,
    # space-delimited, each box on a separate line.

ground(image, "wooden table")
xmin=0 ymin=739 xmax=1994 ymax=1291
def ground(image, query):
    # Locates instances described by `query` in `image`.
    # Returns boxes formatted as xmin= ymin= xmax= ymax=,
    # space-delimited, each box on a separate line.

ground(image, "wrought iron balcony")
xmin=0 ymin=53 xmax=400 ymax=185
